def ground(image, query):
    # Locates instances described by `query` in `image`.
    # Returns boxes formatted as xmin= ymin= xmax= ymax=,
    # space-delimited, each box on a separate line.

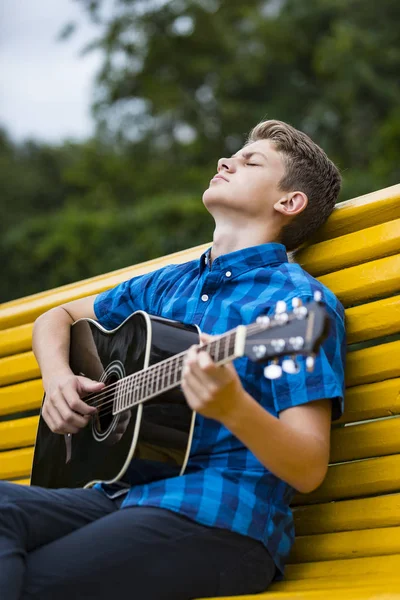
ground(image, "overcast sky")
xmin=0 ymin=0 xmax=102 ymax=143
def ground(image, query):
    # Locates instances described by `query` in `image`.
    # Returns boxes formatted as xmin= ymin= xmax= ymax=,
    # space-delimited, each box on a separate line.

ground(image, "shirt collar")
xmin=199 ymin=243 xmax=288 ymax=276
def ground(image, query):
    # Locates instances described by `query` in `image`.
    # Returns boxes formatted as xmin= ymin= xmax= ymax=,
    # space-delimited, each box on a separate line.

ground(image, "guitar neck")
xmin=113 ymin=326 xmax=246 ymax=414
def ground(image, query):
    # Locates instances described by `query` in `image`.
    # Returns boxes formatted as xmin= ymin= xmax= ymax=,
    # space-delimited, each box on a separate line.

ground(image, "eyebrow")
xmin=231 ymin=151 xmax=268 ymax=162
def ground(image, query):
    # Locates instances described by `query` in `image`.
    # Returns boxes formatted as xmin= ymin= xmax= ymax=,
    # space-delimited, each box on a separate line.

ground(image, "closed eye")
xmin=246 ymin=163 xmax=260 ymax=166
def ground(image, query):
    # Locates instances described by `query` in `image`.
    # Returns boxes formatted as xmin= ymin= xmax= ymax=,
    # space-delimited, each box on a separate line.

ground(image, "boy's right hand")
xmin=42 ymin=374 xmax=105 ymax=435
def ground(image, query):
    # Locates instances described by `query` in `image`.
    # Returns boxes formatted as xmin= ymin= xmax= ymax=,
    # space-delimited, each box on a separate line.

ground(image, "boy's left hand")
xmin=181 ymin=333 xmax=248 ymax=423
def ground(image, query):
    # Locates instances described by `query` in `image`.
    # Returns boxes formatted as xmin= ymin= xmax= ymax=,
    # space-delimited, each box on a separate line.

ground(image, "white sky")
xmin=0 ymin=0 xmax=102 ymax=143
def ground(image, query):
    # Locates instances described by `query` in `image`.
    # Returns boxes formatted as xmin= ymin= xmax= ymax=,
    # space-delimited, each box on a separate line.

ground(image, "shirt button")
xmin=201 ymin=294 xmax=209 ymax=302
xmin=225 ymin=271 xmax=232 ymax=278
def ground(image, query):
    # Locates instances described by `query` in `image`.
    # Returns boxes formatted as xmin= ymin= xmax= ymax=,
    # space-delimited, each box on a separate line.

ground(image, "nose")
xmin=217 ymin=157 xmax=236 ymax=173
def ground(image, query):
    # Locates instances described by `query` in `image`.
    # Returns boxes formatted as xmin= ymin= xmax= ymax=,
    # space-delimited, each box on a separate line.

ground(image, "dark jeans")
xmin=0 ymin=481 xmax=276 ymax=600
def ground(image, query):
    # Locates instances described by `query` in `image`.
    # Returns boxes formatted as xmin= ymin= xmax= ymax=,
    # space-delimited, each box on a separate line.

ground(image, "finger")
xmin=191 ymin=351 xmax=223 ymax=383
xmin=199 ymin=332 xmax=214 ymax=344
xmin=53 ymin=390 xmax=90 ymax=430
xmin=79 ymin=377 xmax=105 ymax=394
xmin=48 ymin=400 xmax=80 ymax=435
xmin=42 ymin=404 xmax=58 ymax=433
xmin=67 ymin=386 xmax=97 ymax=416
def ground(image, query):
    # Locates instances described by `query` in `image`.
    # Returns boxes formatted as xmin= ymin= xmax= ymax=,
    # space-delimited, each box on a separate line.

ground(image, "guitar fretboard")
xmin=113 ymin=329 xmax=238 ymax=413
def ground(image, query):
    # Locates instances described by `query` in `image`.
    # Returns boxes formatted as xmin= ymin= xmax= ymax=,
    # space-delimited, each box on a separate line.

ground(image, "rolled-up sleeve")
xmin=269 ymin=294 xmax=347 ymax=421
xmin=93 ymin=267 xmax=167 ymax=330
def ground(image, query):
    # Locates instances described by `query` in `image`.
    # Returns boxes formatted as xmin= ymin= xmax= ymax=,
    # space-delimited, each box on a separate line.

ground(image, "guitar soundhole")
xmin=96 ymin=372 xmax=118 ymax=433
xmin=92 ymin=361 xmax=125 ymax=439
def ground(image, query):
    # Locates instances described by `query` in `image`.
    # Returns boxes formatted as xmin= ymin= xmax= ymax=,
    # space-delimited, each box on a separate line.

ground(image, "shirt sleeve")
xmin=269 ymin=293 xmax=347 ymax=421
xmin=93 ymin=267 xmax=168 ymax=330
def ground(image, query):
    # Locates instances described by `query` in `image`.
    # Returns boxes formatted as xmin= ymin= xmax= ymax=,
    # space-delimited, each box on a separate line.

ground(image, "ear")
xmin=274 ymin=191 xmax=308 ymax=217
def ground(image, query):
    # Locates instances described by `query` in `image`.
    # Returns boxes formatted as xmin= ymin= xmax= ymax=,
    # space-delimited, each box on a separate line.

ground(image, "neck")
xmin=210 ymin=218 xmax=282 ymax=263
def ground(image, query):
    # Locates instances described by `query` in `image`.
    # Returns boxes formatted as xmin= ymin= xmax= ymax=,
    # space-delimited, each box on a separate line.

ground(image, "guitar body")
xmin=31 ymin=312 xmax=199 ymax=489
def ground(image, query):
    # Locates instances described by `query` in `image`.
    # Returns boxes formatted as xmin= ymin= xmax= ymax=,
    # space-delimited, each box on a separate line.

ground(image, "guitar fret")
xmin=224 ymin=333 xmax=230 ymax=360
xmin=215 ymin=337 xmax=221 ymax=362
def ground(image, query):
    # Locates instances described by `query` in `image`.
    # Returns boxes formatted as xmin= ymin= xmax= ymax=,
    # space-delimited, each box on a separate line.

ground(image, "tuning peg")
xmin=264 ymin=359 xmax=283 ymax=380
xmin=256 ymin=315 xmax=270 ymax=327
xmin=252 ymin=344 xmax=267 ymax=359
xmin=306 ymin=354 xmax=316 ymax=372
xmin=282 ymin=357 xmax=301 ymax=374
xmin=293 ymin=305 xmax=308 ymax=319
xmin=314 ymin=290 xmax=322 ymax=302
xmin=291 ymin=297 xmax=303 ymax=309
xmin=275 ymin=300 xmax=287 ymax=314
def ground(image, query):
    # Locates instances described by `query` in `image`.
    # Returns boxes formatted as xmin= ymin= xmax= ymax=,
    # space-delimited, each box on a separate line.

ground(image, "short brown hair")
xmin=247 ymin=119 xmax=341 ymax=252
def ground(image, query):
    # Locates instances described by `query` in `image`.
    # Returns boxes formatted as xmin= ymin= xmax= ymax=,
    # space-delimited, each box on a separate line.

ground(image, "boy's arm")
xmin=182 ymin=334 xmax=332 ymax=494
xmin=32 ymin=294 xmax=104 ymax=435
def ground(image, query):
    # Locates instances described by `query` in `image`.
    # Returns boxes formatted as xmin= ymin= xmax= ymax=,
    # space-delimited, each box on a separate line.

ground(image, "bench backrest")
xmin=1 ymin=183 xmax=400 ymax=572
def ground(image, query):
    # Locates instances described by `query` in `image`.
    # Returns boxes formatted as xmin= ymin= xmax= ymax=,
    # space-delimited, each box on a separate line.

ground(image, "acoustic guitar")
xmin=31 ymin=293 xmax=329 ymax=490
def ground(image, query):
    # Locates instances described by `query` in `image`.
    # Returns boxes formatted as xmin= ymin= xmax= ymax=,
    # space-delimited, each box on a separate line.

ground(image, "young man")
xmin=0 ymin=120 xmax=346 ymax=599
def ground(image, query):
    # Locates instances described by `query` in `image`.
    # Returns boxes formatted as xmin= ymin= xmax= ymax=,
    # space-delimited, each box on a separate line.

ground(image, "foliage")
xmin=1 ymin=0 xmax=399 ymax=301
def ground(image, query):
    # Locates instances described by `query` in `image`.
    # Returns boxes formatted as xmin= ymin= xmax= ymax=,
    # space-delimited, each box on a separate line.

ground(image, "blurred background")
xmin=1 ymin=0 xmax=399 ymax=303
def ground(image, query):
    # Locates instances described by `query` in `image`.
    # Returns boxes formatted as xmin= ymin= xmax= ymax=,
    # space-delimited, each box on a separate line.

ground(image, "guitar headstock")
xmin=244 ymin=291 xmax=330 ymax=379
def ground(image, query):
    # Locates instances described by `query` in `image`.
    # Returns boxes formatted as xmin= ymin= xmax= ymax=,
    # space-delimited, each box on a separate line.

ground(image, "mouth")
xmin=210 ymin=174 xmax=229 ymax=184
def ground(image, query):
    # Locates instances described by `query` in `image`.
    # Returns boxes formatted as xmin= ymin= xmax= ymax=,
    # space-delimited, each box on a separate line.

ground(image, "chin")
xmin=202 ymin=187 xmax=224 ymax=207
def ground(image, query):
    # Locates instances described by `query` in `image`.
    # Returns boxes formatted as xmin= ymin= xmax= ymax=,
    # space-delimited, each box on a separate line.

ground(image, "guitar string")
xmin=81 ymin=320 xmax=269 ymax=410
xmin=76 ymin=315 xmax=296 ymax=418
xmin=83 ymin=329 xmax=238 ymax=409
xmin=88 ymin=337 xmax=238 ymax=419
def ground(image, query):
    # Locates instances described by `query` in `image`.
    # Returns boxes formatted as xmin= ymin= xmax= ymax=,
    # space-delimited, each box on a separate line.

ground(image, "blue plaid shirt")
xmin=94 ymin=242 xmax=346 ymax=578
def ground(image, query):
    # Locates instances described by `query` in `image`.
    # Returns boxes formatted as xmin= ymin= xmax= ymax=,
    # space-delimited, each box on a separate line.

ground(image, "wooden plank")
xmin=8 ymin=478 xmax=30 ymax=485
xmin=344 ymin=295 xmax=400 ymax=345
xmin=293 ymin=493 xmax=400 ymax=536
xmin=296 ymin=218 xmax=400 ymax=278
xmin=330 ymin=417 xmax=400 ymax=463
xmin=0 ymin=323 xmax=33 ymax=358
xmin=291 ymin=525 xmax=400 ymax=563
xmin=283 ymin=553 xmax=400 ymax=582
xmin=345 ymin=340 xmax=400 ymax=388
xmin=0 ymin=446 xmax=34 ymax=479
xmin=213 ymin=582 xmax=400 ymax=599
xmin=0 ymin=293 xmax=398 ymax=361
xmin=0 ymin=379 xmax=43 ymax=417
xmin=307 ymin=183 xmax=400 ymax=243
xmin=0 ymin=243 xmax=210 ymax=330
xmin=0 ymin=351 xmax=40 ymax=386
xmin=293 ymin=454 xmax=400 ymax=506
xmin=319 ymin=253 xmax=400 ymax=307
xmin=0 ymin=416 xmax=39 ymax=451
xmin=337 ymin=378 xmax=400 ymax=425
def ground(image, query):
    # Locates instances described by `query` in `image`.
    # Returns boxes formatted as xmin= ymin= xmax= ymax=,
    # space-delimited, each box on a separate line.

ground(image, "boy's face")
xmin=202 ymin=139 xmax=287 ymax=219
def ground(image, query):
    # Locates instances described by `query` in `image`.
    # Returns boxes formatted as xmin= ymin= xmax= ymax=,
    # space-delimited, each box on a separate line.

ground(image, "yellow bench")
xmin=1 ymin=184 xmax=400 ymax=599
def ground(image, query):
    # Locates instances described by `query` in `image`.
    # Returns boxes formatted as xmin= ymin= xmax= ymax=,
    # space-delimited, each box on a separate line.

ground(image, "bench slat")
xmin=266 ymin=582 xmax=400 ymax=598
xmin=345 ymin=294 xmax=400 ymax=345
xmin=345 ymin=340 xmax=400 ymax=388
xmin=0 ymin=447 xmax=34 ymax=479
xmin=309 ymin=184 xmax=400 ymax=243
xmin=8 ymin=478 xmax=30 ymax=485
xmin=337 ymin=378 xmax=400 ymax=425
xmin=291 ymin=525 xmax=400 ymax=563
xmin=0 ymin=336 xmax=397 ymax=390
xmin=298 ymin=218 xmax=400 ymax=277
xmin=0 ymin=379 xmax=43 ymax=417
xmin=0 ymin=323 xmax=33 ymax=358
xmin=330 ymin=417 xmax=400 ymax=463
xmin=319 ymin=253 xmax=400 ymax=307
xmin=0 ymin=416 xmax=39 ymax=451
xmin=293 ymin=493 xmax=400 ymax=536
xmin=293 ymin=454 xmax=400 ymax=505
xmin=0 ymin=351 xmax=40 ymax=386
xmin=283 ymin=553 xmax=400 ymax=582
xmin=0 ymin=244 xmax=210 ymax=330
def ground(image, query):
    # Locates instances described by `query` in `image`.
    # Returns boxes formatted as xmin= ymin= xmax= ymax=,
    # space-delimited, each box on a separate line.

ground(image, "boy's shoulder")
xmin=281 ymin=262 xmax=345 ymax=322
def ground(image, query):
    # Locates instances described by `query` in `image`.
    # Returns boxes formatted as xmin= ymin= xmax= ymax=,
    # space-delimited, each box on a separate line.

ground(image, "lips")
xmin=211 ymin=174 xmax=229 ymax=183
